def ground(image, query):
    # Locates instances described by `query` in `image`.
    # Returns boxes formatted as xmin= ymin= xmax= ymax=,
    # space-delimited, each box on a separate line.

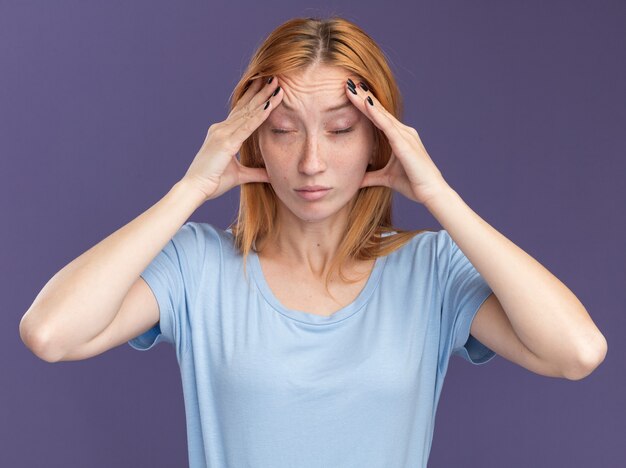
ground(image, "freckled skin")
xmin=257 ymin=63 xmax=375 ymax=226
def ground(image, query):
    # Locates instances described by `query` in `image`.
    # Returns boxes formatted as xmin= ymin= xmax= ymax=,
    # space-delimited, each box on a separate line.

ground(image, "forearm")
xmin=20 ymin=178 xmax=206 ymax=351
xmin=423 ymin=185 xmax=606 ymax=370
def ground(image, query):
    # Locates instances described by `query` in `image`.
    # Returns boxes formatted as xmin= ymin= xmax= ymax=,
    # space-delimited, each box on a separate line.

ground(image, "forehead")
xmin=274 ymin=65 xmax=358 ymax=115
xmin=279 ymin=99 xmax=353 ymax=114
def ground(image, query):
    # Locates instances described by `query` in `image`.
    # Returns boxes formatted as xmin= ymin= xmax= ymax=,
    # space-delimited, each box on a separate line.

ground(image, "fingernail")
xmin=272 ymin=86 xmax=281 ymax=97
xmin=367 ymin=96 xmax=374 ymax=106
xmin=267 ymin=76 xmax=274 ymax=84
xmin=348 ymin=85 xmax=357 ymax=95
xmin=264 ymin=100 xmax=270 ymax=110
xmin=358 ymin=81 xmax=369 ymax=92
xmin=347 ymin=78 xmax=356 ymax=88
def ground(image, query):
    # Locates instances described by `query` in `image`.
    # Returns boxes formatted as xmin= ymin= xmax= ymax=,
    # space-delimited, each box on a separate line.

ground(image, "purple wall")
xmin=3 ymin=1 xmax=623 ymax=466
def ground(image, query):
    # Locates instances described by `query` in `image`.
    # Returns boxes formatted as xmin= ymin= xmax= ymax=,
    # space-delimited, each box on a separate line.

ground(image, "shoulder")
xmin=381 ymin=229 xmax=440 ymax=268
xmin=172 ymin=221 xmax=234 ymax=256
xmin=179 ymin=221 xmax=230 ymax=241
xmin=433 ymin=229 xmax=455 ymax=252
xmin=389 ymin=228 xmax=441 ymax=254
xmin=380 ymin=230 xmax=460 ymax=281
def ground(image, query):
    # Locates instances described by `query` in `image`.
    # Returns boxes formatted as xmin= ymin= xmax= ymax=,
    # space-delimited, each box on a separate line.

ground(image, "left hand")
xmin=345 ymin=77 xmax=451 ymax=205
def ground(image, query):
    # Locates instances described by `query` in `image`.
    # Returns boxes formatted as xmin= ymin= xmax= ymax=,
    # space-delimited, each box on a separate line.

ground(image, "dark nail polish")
xmin=367 ymin=96 xmax=374 ymax=106
xmin=267 ymin=76 xmax=273 ymax=84
xmin=264 ymin=100 xmax=270 ymax=110
xmin=359 ymin=81 xmax=369 ymax=92
xmin=272 ymin=86 xmax=281 ymax=97
xmin=348 ymin=85 xmax=357 ymax=95
xmin=347 ymin=78 xmax=356 ymax=88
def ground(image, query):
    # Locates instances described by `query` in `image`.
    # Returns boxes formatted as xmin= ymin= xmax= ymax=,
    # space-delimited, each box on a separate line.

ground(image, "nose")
xmin=298 ymin=135 xmax=327 ymax=175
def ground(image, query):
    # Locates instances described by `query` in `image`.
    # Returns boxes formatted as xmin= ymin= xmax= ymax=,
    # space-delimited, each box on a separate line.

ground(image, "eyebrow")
xmin=278 ymin=100 xmax=353 ymax=113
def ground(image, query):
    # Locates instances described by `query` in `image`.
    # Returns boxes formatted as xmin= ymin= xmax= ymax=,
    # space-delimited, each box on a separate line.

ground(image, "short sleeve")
xmin=436 ymin=230 xmax=497 ymax=366
xmin=127 ymin=222 xmax=203 ymax=356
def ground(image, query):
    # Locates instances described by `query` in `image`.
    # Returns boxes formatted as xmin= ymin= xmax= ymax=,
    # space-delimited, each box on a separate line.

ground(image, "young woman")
xmin=20 ymin=16 xmax=606 ymax=468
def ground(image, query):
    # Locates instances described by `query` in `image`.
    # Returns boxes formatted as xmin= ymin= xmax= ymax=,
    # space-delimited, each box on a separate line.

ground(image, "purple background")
xmin=2 ymin=1 xmax=623 ymax=466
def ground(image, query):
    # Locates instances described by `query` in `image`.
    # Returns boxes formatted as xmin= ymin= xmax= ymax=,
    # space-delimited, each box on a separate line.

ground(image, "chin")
xmin=278 ymin=192 xmax=355 ymax=224
xmin=285 ymin=203 xmax=334 ymax=223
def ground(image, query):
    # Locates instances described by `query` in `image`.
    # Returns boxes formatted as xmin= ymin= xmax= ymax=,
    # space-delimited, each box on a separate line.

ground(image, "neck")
xmin=258 ymin=204 xmax=353 ymax=279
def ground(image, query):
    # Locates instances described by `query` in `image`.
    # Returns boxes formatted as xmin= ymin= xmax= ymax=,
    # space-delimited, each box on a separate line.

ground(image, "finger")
xmin=362 ymin=88 xmax=417 ymax=137
xmin=230 ymin=76 xmax=277 ymax=119
xmin=240 ymin=75 xmax=269 ymax=105
xmin=359 ymin=166 xmax=391 ymax=189
xmin=227 ymin=77 xmax=263 ymax=118
xmin=238 ymin=163 xmax=271 ymax=185
xmin=229 ymin=82 xmax=283 ymax=143
xmin=345 ymin=78 xmax=404 ymax=142
xmin=230 ymin=77 xmax=280 ymax=124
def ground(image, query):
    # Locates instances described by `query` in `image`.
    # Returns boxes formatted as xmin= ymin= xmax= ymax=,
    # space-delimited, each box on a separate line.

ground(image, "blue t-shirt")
xmin=128 ymin=222 xmax=496 ymax=468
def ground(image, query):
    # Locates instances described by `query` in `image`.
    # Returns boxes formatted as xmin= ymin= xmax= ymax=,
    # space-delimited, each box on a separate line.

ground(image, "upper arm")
xmin=58 ymin=276 xmax=159 ymax=361
xmin=469 ymin=293 xmax=565 ymax=378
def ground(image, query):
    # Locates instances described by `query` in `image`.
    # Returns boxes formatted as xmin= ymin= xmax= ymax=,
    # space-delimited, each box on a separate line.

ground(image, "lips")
xmin=294 ymin=187 xmax=332 ymax=200
xmin=295 ymin=185 xmax=331 ymax=191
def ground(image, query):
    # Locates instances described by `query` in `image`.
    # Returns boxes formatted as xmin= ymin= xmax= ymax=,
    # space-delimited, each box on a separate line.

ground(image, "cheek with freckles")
xmin=257 ymin=137 xmax=291 ymax=181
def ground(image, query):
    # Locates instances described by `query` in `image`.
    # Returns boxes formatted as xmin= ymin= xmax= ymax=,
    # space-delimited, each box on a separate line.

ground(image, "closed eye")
xmin=271 ymin=128 xmax=353 ymax=135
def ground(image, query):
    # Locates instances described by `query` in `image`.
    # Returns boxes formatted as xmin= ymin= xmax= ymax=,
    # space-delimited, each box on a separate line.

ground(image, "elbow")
xmin=19 ymin=317 xmax=62 ymax=363
xmin=563 ymin=334 xmax=608 ymax=381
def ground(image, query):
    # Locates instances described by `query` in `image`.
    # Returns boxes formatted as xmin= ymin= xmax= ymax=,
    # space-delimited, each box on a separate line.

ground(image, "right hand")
xmin=181 ymin=76 xmax=283 ymax=202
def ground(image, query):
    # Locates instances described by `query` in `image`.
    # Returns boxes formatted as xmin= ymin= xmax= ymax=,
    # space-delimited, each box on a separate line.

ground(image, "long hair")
xmin=227 ymin=16 xmax=433 ymax=297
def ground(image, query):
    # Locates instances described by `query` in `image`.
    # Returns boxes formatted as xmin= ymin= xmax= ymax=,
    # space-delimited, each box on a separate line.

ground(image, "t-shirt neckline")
xmin=248 ymin=247 xmax=388 ymax=325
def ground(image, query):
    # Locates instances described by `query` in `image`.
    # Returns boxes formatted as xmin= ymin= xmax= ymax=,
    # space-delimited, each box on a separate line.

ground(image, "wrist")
xmin=422 ymin=182 xmax=458 ymax=211
xmin=172 ymin=178 xmax=209 ymax=208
